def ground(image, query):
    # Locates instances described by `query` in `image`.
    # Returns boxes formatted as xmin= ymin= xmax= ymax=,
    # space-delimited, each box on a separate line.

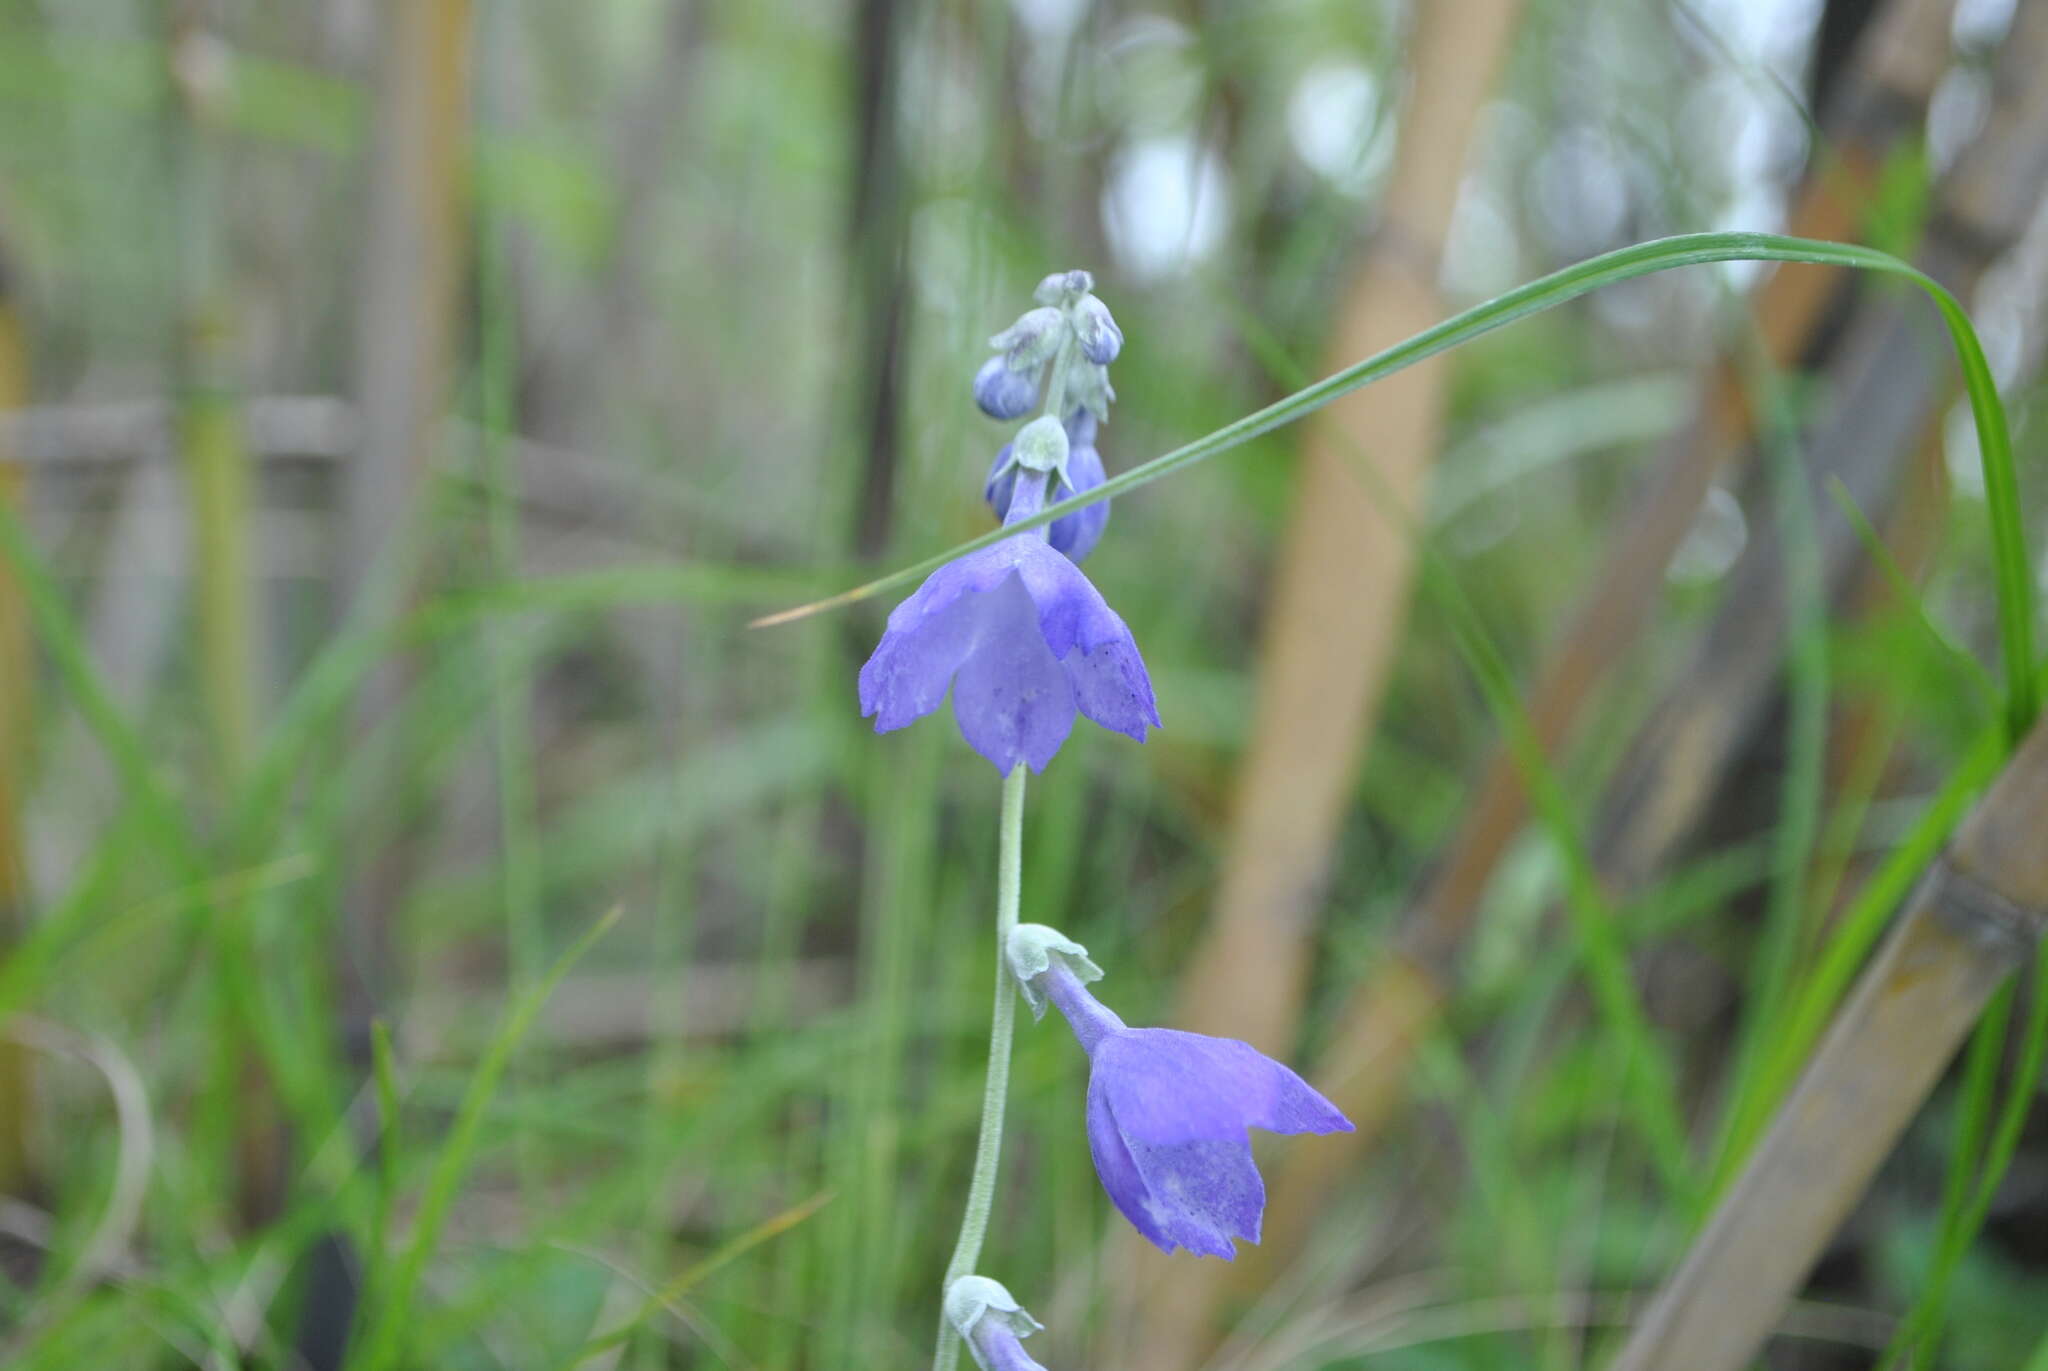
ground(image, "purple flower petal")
xmin=1124 ymin=1136 xmax=1265 ymax=1256
xmin=1038 ymin=987 xmax=1351 ymax=1259
xmin=949 ymin=571 xmax=1078 ymax=773
xmin=1086 ymin=1074 xmax=1176 ymax=1251
xmin=972 ymin=1322 xmax=1049 ymax=1371
xmin=1063 ymin=628 xmax=1158 ymax=741
xmin=857 ymin=547 xmax=1027 ymax=731
xmin=1094 ymin=1029 xmax=1352 ymax=1145
xmin=857 ymin=536 xmax=1155 ymax=773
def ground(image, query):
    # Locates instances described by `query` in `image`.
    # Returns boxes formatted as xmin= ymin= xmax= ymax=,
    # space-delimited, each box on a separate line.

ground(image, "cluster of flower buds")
xmin=858 ymin=271 xmax=1156 ymax=776
xmin=973 ymin=270 xmax=1122 ymax=422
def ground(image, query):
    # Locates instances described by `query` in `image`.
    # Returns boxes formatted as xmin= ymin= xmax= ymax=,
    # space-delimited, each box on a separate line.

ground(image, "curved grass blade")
xmin=754 ymin=231 xmax=2035 ymax=736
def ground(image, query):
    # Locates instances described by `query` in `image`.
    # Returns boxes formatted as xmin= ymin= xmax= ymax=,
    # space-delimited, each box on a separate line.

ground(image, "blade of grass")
xmin=351 ymin=906 xmax=622 ymax=1371
xmin=571 ymin=1188 xmax=835 ymax=1361
xmin=752 ymin=231 xmax=2035 ymax=745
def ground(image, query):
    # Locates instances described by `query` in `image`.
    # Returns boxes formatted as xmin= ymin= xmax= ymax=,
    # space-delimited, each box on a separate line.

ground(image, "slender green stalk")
xmin=475 ymin=0 xmax=545 ymax=1199
xmin=933 ymin=764 xmax=1027 ymax=1371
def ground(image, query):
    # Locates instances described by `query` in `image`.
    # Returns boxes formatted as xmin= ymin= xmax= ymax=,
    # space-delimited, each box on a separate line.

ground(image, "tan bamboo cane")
xmin=1609 ymin=714 xmax=2048 ymax=1371
xmin=1113 ymin=3 xmax=1526 ymax=1364
xmin=339 ymin=0 xmax=472 ymax=1023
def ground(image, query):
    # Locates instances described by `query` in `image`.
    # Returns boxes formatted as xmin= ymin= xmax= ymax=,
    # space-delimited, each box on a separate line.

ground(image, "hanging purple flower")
xmin=985 ymin=411 xmax=1109 ymax=563
xmin=1007 ymin=925 xmax=1352 ymax=1260
xmin=858 ymin=460 xmax=1157 ymax=775
xmin=946 ymin=1277 xmax=1050 ymax=1371
xmin=974 ymin=356 xmax=1040 ymax=420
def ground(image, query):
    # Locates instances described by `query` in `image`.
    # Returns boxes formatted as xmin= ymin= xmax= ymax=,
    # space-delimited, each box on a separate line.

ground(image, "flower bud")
xmin=1069 ymin=363 xmax=1117 ymax=422
xmin=1073 ymin=295 xmax=1123 ymax=364
xmin=946 ymin=1277 xmax=1049 ymax=1371
xmin=989 ymin=306 xmax=1066 ymax=369
xmin=1033 ymin=269 xmax=1094 ymax=306
xmin=1011 ymin=415 xmax=1069 ymax=476
xmin=973 ymin=357 xmax=1039 ymax=420
xmin=1006 ymin=923 xmax=1104 ymax=1019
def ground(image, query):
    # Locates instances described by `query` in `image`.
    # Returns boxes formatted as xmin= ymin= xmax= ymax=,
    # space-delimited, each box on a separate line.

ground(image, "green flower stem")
xmin=933 ymin=763 xmax=1028 ymax=1371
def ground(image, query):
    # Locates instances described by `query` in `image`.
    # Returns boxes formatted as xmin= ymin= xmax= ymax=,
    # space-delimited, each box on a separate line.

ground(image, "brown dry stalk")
xmin=1111 ymin=2 xmax=1527 ymax=1364
xmin=1609 ymin=714 xmax=2048 ymax=1371
xmin=340 ymin=0 xmax=474 ymax=1023
xmin=344 ymin=0 xmax=473 ymax=610
xmin=1245 ymin=0 xmax=1971 ymax=1291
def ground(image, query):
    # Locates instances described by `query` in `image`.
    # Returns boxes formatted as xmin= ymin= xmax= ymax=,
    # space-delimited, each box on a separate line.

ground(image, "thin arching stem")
xmin=933 ymin=763 xmax=1027 ymax=1371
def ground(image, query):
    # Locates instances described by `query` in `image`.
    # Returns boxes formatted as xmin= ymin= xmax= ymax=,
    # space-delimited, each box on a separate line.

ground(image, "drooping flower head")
xmin=1007 ymin=924 xmax=1353 ymax=1259
xmin=946 ymin=1276 xmax=1050 ymax=1371
xmin=858 ymin=274 xmax=1154 ymax=774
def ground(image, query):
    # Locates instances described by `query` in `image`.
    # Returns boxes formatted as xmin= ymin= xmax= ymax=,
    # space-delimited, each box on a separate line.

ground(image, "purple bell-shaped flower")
xmin=1008 ymin=925 xmax=1352 ymax=1259
xmin=858 ymin=454 xmax=1157 ymax=775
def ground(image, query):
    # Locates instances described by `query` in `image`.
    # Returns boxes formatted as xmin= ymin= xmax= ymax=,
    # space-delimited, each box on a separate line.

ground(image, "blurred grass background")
xmin=0 ymin=0 xmax=2045 ymax=1368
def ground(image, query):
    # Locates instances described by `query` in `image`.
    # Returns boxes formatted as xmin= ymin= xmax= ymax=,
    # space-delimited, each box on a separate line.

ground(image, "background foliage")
xmin=0 ymin=0 xmax=2044 ymax=1368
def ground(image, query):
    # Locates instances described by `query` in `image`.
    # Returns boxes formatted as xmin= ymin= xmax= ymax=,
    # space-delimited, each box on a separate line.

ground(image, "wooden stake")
xmin=1609 ymin=717 xmax=2048 ymax=1371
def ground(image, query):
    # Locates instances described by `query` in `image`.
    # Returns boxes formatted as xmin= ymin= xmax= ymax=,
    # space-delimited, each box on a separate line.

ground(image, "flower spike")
xmin=862 ymin=272 xmax=1154 ymax=774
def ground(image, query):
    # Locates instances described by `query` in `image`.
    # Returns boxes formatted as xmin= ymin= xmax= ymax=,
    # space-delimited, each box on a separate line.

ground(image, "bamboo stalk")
xmin=1113 ymin=3 xmax=1526 ymax=1364
xmin=340 ymin=0 xmax=472 ymax=1020
xmin=1608 ymin=715 xmax=2048 ymax=1371
xmin=1247 ymin=0 xmax=1972 ymax=1285
xmin=169 ymin=0 xmax=280 ymax=1231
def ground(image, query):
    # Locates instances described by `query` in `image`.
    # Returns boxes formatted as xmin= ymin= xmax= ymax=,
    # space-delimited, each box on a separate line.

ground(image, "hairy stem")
xmin=934 ymin=763 xmax=1027 ymax=1371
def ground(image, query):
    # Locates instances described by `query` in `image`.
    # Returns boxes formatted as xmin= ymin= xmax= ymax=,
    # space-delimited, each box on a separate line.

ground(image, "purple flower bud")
xmin=1073 ymin=295 xmax=1123 ymax=364
xmin=985 ymin=437 xmax=1108 ymax=564
xmin=1028 ymin=960 xmax=1352 ymax=1259
xmin=857 ymin=528 xmax=1158 ymax=775
xmin=974 ymin=357 xmax=1040 ymax=420
xmin=946 ymin=1277 xmax=1049 ymax=1371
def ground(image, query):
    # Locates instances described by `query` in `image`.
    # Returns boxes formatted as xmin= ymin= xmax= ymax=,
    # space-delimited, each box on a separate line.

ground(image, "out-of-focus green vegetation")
xmin=0 ymin=1 xmax=2044 ymax=1369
